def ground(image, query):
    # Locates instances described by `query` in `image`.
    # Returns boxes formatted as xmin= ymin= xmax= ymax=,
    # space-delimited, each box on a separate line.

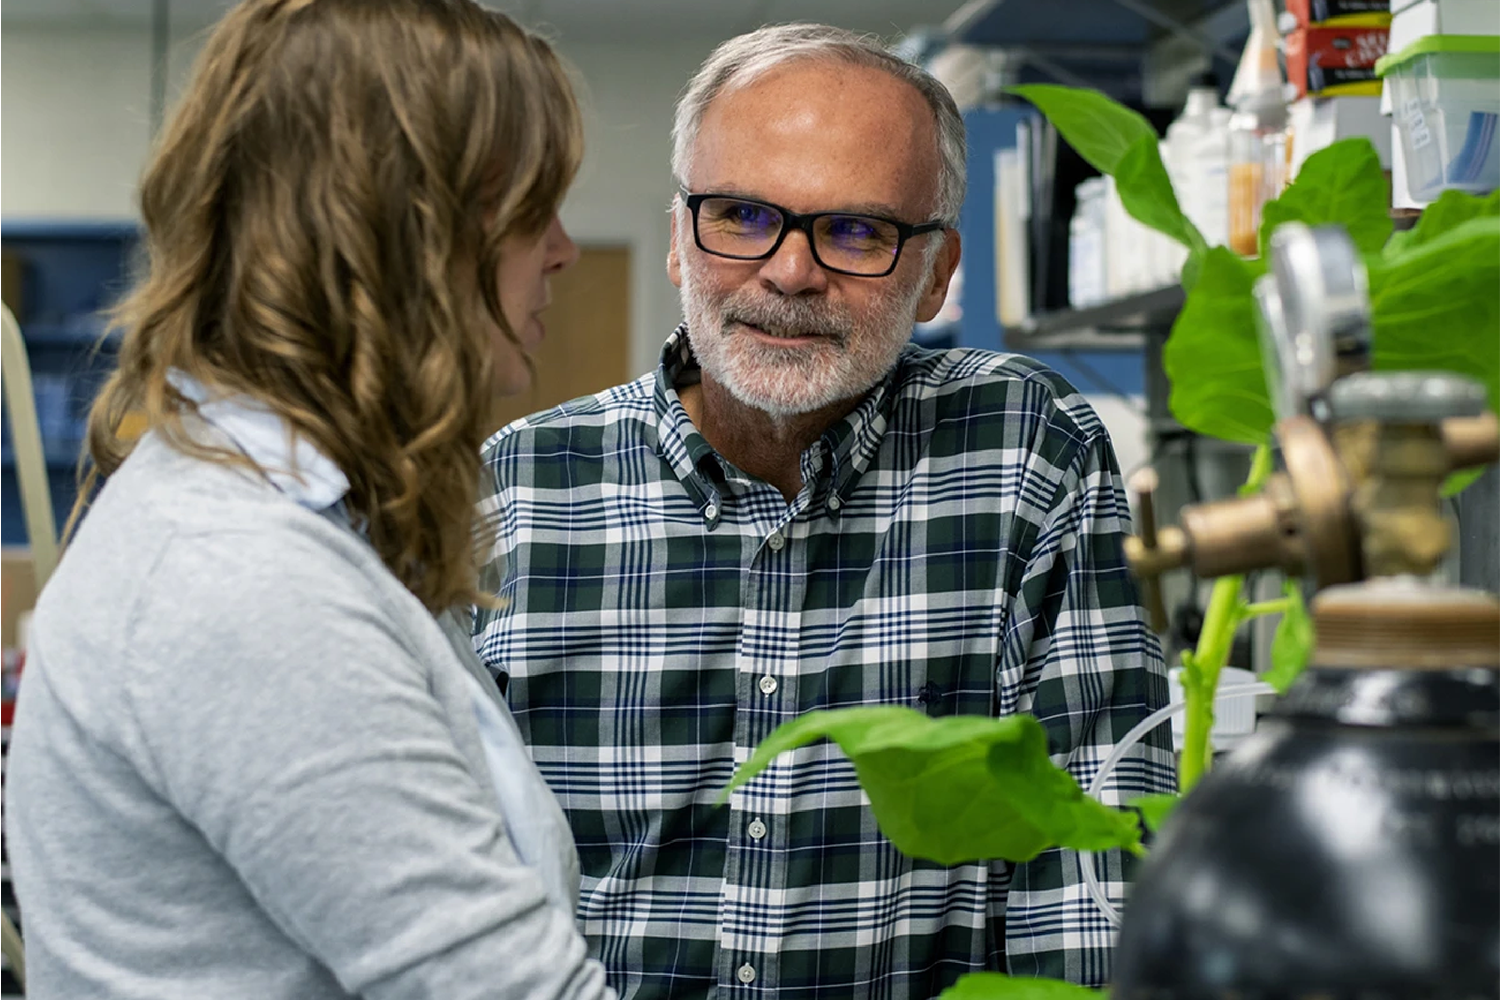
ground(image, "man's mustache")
xmin=722 ymin=294 xmax=850 ymax=345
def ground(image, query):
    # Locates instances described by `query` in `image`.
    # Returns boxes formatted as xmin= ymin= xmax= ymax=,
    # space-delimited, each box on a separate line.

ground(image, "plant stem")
xmin=1240 ymin=598 xmax=1292 ymax=618
xmin=1179 ymin=572 xmax=1244 ymax=792
xmin=1240 ymin=440 xmax=1276 ymax=496
xmin=1179 ymin=443 xmax=1275 ymax=793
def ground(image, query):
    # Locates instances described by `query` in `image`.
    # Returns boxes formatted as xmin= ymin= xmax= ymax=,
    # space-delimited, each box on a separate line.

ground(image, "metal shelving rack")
xmin=1006 ymin=285 xmax=1185 ymax=353
xmin=1006 ymin=287 xmax=1259 ymax=667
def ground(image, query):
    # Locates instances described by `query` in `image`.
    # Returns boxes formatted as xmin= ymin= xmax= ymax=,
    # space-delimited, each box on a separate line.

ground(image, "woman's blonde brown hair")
xmin=76 ymin=0 xmax=582 ymax=611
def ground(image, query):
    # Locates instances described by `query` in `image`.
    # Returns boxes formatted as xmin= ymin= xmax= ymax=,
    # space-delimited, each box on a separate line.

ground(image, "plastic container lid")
xmin=1375 ymin=33 xmax=1500 ymax=77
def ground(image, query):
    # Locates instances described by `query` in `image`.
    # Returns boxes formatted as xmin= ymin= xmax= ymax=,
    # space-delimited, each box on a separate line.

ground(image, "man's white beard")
xmin=679 ymin=250 xmax=929 ymax=420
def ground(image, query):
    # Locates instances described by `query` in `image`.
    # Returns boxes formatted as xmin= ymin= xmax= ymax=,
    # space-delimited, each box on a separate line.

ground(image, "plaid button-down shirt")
xmin=474 ymin=328 xmax=1174 ymax=1000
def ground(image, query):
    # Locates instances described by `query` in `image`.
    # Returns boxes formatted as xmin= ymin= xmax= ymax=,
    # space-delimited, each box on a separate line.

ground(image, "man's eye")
xmin=829 ymin=217 xmax=877 ymax=239
xmin=724 ymin=203 xmax=776 ymax=228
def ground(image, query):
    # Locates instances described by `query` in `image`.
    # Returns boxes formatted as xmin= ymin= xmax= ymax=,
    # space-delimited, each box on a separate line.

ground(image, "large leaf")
xmin=1008 ymin=84 xmax=1205 ymax=253
xmin=1259 ymin=138 xmax=1392 ymax=259
xmin=1370 ymin=215 xmax=1500 ymax=414
xmin=938 ymin=973 xmax=1103 ymax=999
xmin=1263 ymin=581 xmax=1314 ymax=694
xmin=1129 ymin=792 xmax=1181 ymax=834
xmin=721 ymin=706 xmax=1141 ymax=865
xmin=1006 ymin=84 xmax=1157 ymax=173
xmin=1163 ymin=247 xmax=1274 ymax=444
xmin=1385 ymin=188 xmax=1500 ymax=257
xmin=1116 ymin=137 xmax=1208 ymax=253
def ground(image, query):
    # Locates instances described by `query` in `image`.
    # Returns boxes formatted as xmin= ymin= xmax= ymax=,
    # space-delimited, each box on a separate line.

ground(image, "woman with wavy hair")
xmin=4 ymin=2 xmax=613 ymax=997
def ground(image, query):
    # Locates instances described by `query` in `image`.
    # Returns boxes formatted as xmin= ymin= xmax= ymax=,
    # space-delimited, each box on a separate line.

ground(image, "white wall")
xmin=1 ymin=25 xmax=712 ymax=378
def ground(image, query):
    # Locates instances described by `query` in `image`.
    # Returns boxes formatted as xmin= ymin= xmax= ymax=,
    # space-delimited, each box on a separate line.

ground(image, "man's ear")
xmin=914 ymin=230 xmax=961 ymax=324
xmin=667 ymin=205 xmax=683 ymax=289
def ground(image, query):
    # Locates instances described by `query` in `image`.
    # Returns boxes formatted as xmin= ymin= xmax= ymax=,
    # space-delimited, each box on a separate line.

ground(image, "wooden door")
xmin=490 ymin=245 xmax=632 ymax=430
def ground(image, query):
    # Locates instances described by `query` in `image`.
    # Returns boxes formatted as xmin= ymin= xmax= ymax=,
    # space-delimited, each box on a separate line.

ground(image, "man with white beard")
xmin=473 ymin=23 xmax=1173 ymax=999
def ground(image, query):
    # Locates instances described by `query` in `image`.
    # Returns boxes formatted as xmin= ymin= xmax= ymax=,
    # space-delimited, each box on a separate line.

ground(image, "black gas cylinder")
xmin=1112 ymin=586 xmax=1500 ymax=999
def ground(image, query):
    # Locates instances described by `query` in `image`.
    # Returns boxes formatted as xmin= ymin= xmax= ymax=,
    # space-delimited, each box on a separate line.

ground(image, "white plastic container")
xmin=1155 ymin=139 xmax=1190 ymax=286
xmin=1104 ymin=176 xmax=1155 ymax=297
xmin=1167 ymin=666 xmax=1261 ymax=751
xmin=1165 ymin=87 xmax=1230 ymax=272
xmin=1377 ymin=35 xmax=1500 ymax=199
xmin=1188 ymin=107 xmax=1235 ymax=250
xmin=1069 ymin=178 xmax=1108 ymax=308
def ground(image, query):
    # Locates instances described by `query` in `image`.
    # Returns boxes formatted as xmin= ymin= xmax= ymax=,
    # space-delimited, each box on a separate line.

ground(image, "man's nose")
xmin=757 ymin=226 xmax=830 ymax=297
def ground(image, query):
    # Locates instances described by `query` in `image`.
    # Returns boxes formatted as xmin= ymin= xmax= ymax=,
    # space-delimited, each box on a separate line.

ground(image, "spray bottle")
xmin=1227 ymin=0 xmax=1290 ymax=256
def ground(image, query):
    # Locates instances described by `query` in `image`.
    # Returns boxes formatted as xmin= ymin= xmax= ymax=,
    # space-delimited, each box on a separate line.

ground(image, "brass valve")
xmin=1127 ymin=403 xmax=1499 ymax=618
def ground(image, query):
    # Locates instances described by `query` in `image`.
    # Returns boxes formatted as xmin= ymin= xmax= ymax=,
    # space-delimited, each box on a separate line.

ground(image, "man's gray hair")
xmin=671 ymin=23 xmax=967 ymax=226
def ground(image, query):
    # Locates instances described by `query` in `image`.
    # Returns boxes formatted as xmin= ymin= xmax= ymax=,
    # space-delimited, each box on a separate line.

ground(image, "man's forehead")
xmin=704 ymin=60 xmax=926 ymax=129
xmin=689 ymin=61 xmax=939 ymax=214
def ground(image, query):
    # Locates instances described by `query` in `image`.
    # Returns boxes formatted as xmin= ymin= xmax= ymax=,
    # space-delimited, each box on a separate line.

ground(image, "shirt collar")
xmin=169 ymin=370 xmax=351 ymax=512
xmin=651 ymin=325 xmax=905 ymax=507
xmin=652 ymin=329 xmax=722 ymax=512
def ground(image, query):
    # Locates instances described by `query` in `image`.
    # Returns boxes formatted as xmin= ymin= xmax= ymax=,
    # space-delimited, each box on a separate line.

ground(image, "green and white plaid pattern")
xmin=474 ymin=328 xmax=1174 ymax=999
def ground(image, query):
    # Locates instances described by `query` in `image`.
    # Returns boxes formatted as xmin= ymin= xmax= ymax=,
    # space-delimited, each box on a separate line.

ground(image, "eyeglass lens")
xmin=695 ymin=197 xmax=902 ymax=275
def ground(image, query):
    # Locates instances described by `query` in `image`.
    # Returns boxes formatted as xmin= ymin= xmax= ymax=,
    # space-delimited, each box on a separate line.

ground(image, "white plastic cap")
xmin=1228 ymin=0 xmax=1286 ymax=109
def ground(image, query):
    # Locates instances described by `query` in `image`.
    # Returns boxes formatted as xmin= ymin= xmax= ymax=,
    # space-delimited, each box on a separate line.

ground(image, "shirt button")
xmin=827 ymin=495 xmax=842 ymax=511
xmin=767 ymin=530 xmax=785 ymax=551
xmin=704 ymin=503 xmax=719 ymax=521
xmin=758 ymin=675 xmax=778 ymax=695
xmin=737 ymin=963 xmax=756 ymax=984
xmin=747 ymin=818 xmax=768 ymax=840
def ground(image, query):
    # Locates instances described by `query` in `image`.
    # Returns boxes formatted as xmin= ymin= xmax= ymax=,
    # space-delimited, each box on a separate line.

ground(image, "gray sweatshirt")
xmin=4 ymin=424 xmax=614 ymax=1000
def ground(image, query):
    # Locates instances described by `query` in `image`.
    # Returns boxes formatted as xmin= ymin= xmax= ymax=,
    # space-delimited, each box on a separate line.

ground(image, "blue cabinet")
xmin=957 ymin=107 xmax=1148 ymax=396
xmin=1 ymin=221 xmax=140 ymax=546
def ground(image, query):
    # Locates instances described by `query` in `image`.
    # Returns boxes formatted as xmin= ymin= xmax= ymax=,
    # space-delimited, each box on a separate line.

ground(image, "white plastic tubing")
xmin=1081 ymin=681 xmax=1277 ymax=928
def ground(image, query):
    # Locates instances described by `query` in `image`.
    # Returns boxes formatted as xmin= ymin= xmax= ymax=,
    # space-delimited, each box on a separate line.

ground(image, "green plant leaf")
xmin=1258 ymin=138 xmax=1392 ymax=259
xmin=1385 ymin=188 xmax=1500 ymax=257
xmin=1443 ymin=467 xmax=1486 ymax=497
xmin=1181 ymin=248 xmax=1205 ymax=291
xmin=1163 ymin=247 xmax=1274 ymax=444
xmin=721 ymin=706 xmax=1141 ymax=865
xmin=1006 ymin=84 xmax=1157 ymax=173
xmin=1264 ymin=582 xmax=1314 ymax=694
xmin=1116 ymin=138 xmax=1207 ymax=252
xmin=1008 ymin=84 xmax=1204 ymax=253
xmin=1370 ymin=215 xmax=1500 ymax=418
xmin=1129 ymin=792 xmax=1181 ymax=833
xmin=938 ymin=972 xmax=1103 ymax=999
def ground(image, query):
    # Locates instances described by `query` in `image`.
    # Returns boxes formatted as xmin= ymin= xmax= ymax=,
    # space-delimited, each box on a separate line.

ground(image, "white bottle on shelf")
xmin=1190 ymin=105 xmax=1235 ymax=251
xmin=1103 ymin=176 xmax=1129 ymax=299
xmin=1156 ymin=137 xmax=1189 ymax=287
xmin=1165 ymin=84 xmax=1230 ymax=276
xmin=1069 ymin=177 xmax=1107 ymax=308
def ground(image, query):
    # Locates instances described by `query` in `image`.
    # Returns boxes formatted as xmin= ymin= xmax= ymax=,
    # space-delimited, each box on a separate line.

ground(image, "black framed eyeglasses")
xmin=678 ymin=188 xmax=946 ymax=278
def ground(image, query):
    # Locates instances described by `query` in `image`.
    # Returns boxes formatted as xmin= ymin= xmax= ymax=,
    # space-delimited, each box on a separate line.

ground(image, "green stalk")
xmin=1178 ymin=444 xmax=1275 ymax=793
xmin=1178 ymin=572 xmax=1244 ymax=791
xmin=1240 ymin=442 xmax=1275 ymax=496
xmin=1241 ymin=598 xmax=1292 ymax=617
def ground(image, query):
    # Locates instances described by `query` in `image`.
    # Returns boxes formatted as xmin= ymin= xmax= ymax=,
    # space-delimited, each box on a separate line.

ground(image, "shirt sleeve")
xmin=995 ymin=428 xmax=1176 ymax=987
xmin=123 ymin=531 xmax=614 ymax=1000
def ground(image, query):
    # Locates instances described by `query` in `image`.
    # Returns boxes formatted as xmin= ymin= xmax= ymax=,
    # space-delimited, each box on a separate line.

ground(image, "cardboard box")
xmin=1287 ymin=0 xmax=1392 ymax=26
xmin=1287 ymin=25 xmax=1391 ymax=98
xmin=2 ymin=549 xmax=38 ymax=651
